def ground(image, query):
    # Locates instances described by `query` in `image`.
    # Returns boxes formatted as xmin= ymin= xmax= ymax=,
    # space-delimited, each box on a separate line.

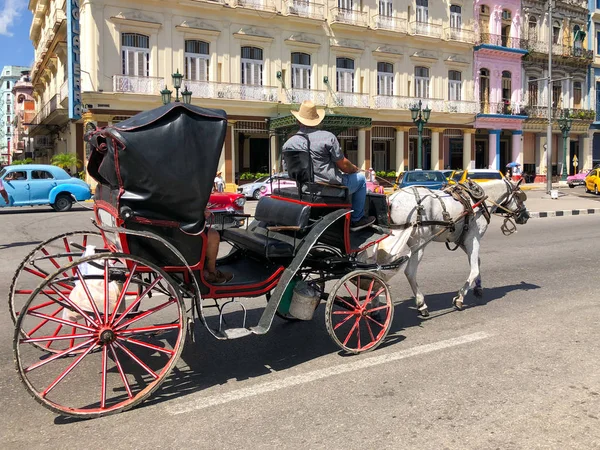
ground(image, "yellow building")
xmin=29 ymin=0 xmax=479 ymax=183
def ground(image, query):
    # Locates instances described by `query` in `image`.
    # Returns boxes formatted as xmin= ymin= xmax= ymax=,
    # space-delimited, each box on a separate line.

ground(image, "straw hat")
xmin=291 ymin=100 xmax=325 ymax=127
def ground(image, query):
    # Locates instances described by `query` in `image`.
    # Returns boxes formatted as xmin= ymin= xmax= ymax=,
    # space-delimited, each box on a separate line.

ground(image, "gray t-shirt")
xmin=282 ymin=128 xmax=344 ymax=184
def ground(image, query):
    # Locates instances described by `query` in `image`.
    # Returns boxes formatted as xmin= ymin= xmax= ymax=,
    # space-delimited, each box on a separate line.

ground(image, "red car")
xmin=206 ymin=191 xmax=246 ymax=230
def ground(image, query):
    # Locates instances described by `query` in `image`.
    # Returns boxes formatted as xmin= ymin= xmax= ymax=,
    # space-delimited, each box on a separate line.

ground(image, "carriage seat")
xmin=222 ymin=196 xmax=311 ymax=258
xmin=119 ymin=205 xmax=204 ymax=234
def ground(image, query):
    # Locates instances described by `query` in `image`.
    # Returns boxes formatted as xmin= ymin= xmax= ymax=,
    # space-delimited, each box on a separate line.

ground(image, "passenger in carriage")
xmin=203 ymin=210 xmax=233 ymax=284
xmin=283 ymin=100 xmax=376 ymax=232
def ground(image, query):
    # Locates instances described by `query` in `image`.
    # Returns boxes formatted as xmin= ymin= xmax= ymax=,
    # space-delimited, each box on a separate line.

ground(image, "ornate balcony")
xmin=285 ymin=88 xmax=327 ymax=106
xmin=31 ymin=95 xmax=63 ymax=126
xmin=477 ymin=33 xmax=528 ymax=51
xmin=444 ymin=100 xmax=479 ymax=114
xmin=526 ymin=41 xmax=593 ymax=64
xmin=235 ymin=0 xmax=276 ymax=12
xmin=184 ymin=80 xmax=279 ymax=102
xmin=51 ymin=7 xmax=66 ymax=32
xmin=409 ymin=21 xmax=443 ymax=39
xmin=113 ymin=75 xmax=165 ymax=95
xmin=284 ymin=0 xmax=325 ymax=20
xmin=479 ymin=102 xmax=526 ymax=116
xmin=523 ymin=105 xmax=595 ymax=121
xmin=372 ymin=15 xmax=407 ymax=33
xmin=444 ymin=27 xmax=475 ymax=44
xmin=330 ymin=8 xmax=368 ymax=27
xmin=332 ymin=92 xmax=370 ymax=108
xmin=59 ymin=79 xmax=68 ymax=106
xmin=373 ymin=95 xmax=444 ymax=111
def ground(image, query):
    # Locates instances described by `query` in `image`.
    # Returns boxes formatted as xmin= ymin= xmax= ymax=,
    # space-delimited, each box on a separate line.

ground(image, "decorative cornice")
xmin=409 ymin=50 xmax=438 ymax=62
xmin=175 ymin=20 xmax=221 ymax=37
xmin=372 ymin=45 xmax=403 ymax=58
xmin=284 ymin=33 xmax=320 ymax=49
xmin=110 ymin=12 xmax=162 ymax=30
xmin=330 ymin=38 xmax=364 ymax=55
xmin=233 ymin=27 xmax=274 ymax=43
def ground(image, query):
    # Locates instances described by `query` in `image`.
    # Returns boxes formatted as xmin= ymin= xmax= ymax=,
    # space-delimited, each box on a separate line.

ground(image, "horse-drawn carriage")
xmin=10 ymin=104 xmax=529 ymax=419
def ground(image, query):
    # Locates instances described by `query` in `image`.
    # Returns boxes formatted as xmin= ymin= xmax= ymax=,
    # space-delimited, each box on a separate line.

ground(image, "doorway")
xmin=569 ymin=139 xmax=579 ymax=175
xmin=249 ymin=138 xmax=269 ymax=173
xmin=475 ymin=139 xmax=488 ymax=168
xmin=500 ymin=139 xmax=510 ymax=173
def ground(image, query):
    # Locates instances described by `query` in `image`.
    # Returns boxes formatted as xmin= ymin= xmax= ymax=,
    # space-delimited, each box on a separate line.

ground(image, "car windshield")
xmin=452 ymin=171 xmax=464 ymax=181
xmin=256 ymin=176 xmax=270 ymax=183
xmin=0 ymin=168 xmax=5 ymax=178
xmin=405 ymin=171 xmax=446 ymax=182
xmin=467 ymin=171 xmax=502 ymax=180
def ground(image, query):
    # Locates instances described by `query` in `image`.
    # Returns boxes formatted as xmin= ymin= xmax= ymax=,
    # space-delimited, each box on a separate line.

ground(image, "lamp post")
xmin=410 ymin=100 xmax=431 ymax=169
xmin=557 ymin=110 xmax=573 ymax=181
xmin=160 ymin=69 xmax=192 ymax=105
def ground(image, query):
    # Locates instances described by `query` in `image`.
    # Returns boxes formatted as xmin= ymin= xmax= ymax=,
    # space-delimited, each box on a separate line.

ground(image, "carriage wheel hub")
xmin=99 ymin=328 xmax=116 ymax=344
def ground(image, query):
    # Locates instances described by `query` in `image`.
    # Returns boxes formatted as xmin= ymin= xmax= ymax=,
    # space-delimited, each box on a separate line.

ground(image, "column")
xmin=430 ymin=128 xmax=442 ymax=170
xmin=463 ymin=129 xmax=474 ymax=169
xmin=364 ymin=128 xmax=372 ymax=170
xmin=358 ymin=128 xmax=366 ymax=170
xmin=582 ymin=133 xmax=592 ymax=170
xmin=511 ymin=130 xmax=523 ymax=165
xmin=269 ymin=133 xmax=279 ymax=173
xmin=225 ymin=121 xmax=235 ymax=184
xmin=488 ymin=130 xmax=501 ymax=170
xmin=395 ymin=127 xmax=406 ymax=173
xmin=561 ymin=134 xmax=571 ymax=177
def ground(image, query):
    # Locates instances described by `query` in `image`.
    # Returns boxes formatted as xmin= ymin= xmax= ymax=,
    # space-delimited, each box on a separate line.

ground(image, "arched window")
xmin=528 ymin=16 xmax=537 ymax=41
xmin=553 ymin=21 xmax=561 ymax=45
xmin=479 ymin=68 xmax=490 ymax=107
xmin=448 ymin=70 xmax=461 ymax=101
xmin=185 ymin=40 xmax=209 ymax=82
xmin=336 ymin=57 xmax=355 ymax=93
xmin=241 ymin=46 xmax=263 ymax=86
xmin=573 ymin=81 xmax=582 ymax=108
xmin=122 ymin=33 xmax=150 ymax=76
xmin=377 ymin=62 xmax=393 ymax=96
xmin=527 ymin=77 xmax=539 ymax=106
xmin=415 ymin=66 xmax=430 ymax=98
xmin=416 ymin=0 xmax=428 ymax=23
xmin=502 ymin=71 xmax=512 ymax=104
xmin=291 ymin=52 xmax=311 ymax=89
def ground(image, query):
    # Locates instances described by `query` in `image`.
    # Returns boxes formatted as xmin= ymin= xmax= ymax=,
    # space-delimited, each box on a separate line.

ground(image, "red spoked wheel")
xmin=325 ymin=271 xmax=394 ymax=354
xmin=9 ymin=231 xmax=107 ymax=353
xmin=14 ymin=253 xmax=187 ymax=418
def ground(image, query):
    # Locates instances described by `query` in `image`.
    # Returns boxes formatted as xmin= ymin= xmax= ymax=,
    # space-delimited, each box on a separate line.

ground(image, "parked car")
xmin=450 ymin=169 xmax=504 ymax=184
xmin=442 ymin=169 xmax=454 ymax=181
xmin=238 ymin=175 xmax=283 ymax=200
xmin=567 ymin=171 xmax=589 ymax=188
xmin=366 ymin=180 xmax=385 ymax=194
xmin=206 ymin=191 xmax=246 ymax=229
xmin=394 ymin=170 xmax=448 ymax=190
xmin=258 ymin=175 xmax=297 ymax=197
xmin=0 ymin=164 xmax=91 ymax=212
xmin=585 ymin=168 xmax=600 ymax=195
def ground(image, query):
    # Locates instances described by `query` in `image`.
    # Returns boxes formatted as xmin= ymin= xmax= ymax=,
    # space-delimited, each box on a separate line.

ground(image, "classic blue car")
xmin=0 ymin=164 xmax=91 ymax=212
xmin=395 ymin=170 xmax=448 ymax=191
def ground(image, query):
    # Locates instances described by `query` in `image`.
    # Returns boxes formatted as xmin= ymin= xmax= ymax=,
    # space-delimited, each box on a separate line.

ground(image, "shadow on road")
xmin=0 ymin=240 xmax=42 ymax=250
xmin=0 ymin=207 xmax=89 ymax=215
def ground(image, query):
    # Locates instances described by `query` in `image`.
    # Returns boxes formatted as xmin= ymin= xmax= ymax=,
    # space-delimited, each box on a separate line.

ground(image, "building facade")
xmin=589 ymin=0 xmax=600 ymax=167
xmin=11 ymin=72 xmax=36 ymax=163
xmin=0 ymin=66 xmax=31 ymax=164
xmin=522 ymin=0 xmax=593 ymax=182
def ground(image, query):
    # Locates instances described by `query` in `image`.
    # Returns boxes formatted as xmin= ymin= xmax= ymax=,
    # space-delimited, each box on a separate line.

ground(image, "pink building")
xmin=473 ymin=0 xmax=528 ymax=171
xmin=11 ymin=71 xmax=34 ymax=163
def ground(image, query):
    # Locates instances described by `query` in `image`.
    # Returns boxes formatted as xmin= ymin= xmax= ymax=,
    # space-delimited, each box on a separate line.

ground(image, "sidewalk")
xmin=522 ymin=187 xmax=600 ymax=218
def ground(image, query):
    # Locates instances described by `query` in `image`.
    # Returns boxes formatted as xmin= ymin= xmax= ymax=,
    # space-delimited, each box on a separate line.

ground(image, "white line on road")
xmin=167 ymin=331 xmax=491 ymax=415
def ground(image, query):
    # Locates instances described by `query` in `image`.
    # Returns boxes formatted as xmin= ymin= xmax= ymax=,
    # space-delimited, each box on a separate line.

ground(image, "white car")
xmin=237 ymin=174 xmax=289 ymax=200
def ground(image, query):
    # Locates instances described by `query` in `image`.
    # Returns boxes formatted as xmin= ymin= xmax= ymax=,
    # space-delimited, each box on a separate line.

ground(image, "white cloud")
xmin=0 ymin=0 xmax=26 ymax=37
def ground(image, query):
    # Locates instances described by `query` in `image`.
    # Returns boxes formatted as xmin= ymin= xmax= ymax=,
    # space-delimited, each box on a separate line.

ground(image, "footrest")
xmin=219 ymin=328 xmax=254 ymax=339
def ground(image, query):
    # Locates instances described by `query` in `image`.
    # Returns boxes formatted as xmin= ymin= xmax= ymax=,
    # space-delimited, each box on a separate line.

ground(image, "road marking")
xmin=167 ymin=331 xmax=491 ymax=415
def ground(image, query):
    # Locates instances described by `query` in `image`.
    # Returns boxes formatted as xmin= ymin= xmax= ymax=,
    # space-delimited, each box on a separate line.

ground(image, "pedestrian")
xmin=0 ymin=177 xmax=8 ymax=204
xmin=368 ymin=168 xmax=376 ymax=182
xmin=214 ymin=171 xmax=225 ymax=193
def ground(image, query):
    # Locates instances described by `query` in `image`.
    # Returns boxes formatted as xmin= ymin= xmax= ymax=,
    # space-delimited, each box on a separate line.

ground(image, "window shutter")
xmin=199 ymin=57 xmax=208 ymax=81
xmin=127 ymin=50 xmax=135 ymax=75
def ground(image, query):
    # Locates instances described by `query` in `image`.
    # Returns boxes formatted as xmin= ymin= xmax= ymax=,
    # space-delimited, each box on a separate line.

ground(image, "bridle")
xmin=485 ymin=179 xmax=529 ymax=235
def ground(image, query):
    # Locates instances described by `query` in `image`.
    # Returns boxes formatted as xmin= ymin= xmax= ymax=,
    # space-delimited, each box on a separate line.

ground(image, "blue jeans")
xmin=341 ymin=172 xmax=366 ymax=222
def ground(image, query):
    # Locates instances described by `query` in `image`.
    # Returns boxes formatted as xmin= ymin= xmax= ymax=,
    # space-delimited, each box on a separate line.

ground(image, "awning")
xmin=269 ymin=114 xmax=372 ymax=137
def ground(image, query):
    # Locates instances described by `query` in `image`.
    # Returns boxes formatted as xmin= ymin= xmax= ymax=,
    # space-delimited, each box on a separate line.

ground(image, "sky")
xmin=0 ymin=0 xmax=34 ymax=72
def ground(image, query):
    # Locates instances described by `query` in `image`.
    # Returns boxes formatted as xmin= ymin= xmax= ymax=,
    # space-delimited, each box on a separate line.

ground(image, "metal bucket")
xmin=288 ymin=281 xmax=320 ymax=321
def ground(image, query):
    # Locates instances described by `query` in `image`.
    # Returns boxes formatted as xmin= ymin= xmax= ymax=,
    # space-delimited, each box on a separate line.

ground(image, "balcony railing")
xmin=284 ymin=0 xmax=325 ymax=20
xmin=409 ymin=21 xmax=443 ymax=39
xmin=523 ymin=105 xmax=595 ymax=121
xmin=31 ymin=94 xmax=63 ymax=126
xmin=479 ymin=102 xmax=526 ymax=115
xmin=235 ymin=0 xmax=276 ymax=12
xmin=60 ymin=79 xmax=68 ymax=103
xmin=51 ymin=7 xmax=66 ymax=31
xmin=372 ymin=15 xmax=407 ymax=33
xmin=332 ymin=92 xmax=370 ymax=108
xmin=373 ymin=95 xmax=444 ymax=111
xmin=444 ymin=100 xmax=480 ymax=114
xmin=113 ymin=75 xmax=165 ymax=94
xmin=34 ymin=136 xmax=54 ymax=149
xmin=185 ymin=80 xmax=279 ymax=102
xmin=444 ymin=27 xmax=476 ymax=44
xmin=477 ymin=33 xmax=528 ymax=50
xmin=330 ymin=8 xmax=368 ymax=27
xmin=527 ymin=41 xmax=593 ymax=60
xmin=285 ymin=88 xmax=327 ymax=105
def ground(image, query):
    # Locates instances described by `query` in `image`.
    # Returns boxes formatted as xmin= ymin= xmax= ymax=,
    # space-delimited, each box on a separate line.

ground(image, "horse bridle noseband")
xmin=485 ymin=179 xmax=529 ymax=234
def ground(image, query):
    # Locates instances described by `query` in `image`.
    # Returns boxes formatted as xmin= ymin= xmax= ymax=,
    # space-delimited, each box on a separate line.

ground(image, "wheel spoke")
xmin=46 ymin=282 xmax=98 ymax=326
xmin=115 ymin=299 xmax=176 ymax=332
xmin=112 ymin=341 xmax=159 ymax=380
xmin=118 ymin=323 xmax=181 ymax=336
xmin=333 ymin=310 xmax=356 ymax=331
xmin=332 ymin=310 xmax=354 ymax=315
xmin=103 ymin=260 xmax=109 ymax=325
xmin=117 ymin=336 xmax=175 ymax=356
xmin=27 ymin=305 xmax=63 ymax=336
xmin=45 ymin=323 xmax=65 ymax=350
xmin=335 ymin=295 xmax=358 ymax=311
xmin=24 ymin=337 xmax=96 ymax=373
xmin=343 ymin=282 xmax=360 ymax=307
xmin=365 ymin=316 xmax=376 ymax=342
xmin=342 ymin=318 xmax=360 ymax=346
xmin=101 ymin=345 xmax=108 ymax=408
xmin=42 ymin=342 xmax=98 ymax=397
xmin=365 ymin=304 xmax=390 ymax=314
xmin=362 ymin=278 xmax=376 ymax=307
xmin=109 ymin=343 xmax=133 ymax=399
xmin=27 ymin=311 xmax=97 ymax=333
xmin=21 ymin=332 xmax=95 ymax=343
xmin=112 ymin=276 xmax=164 ymax=329
xmin=365 ymin=314 xmax=385 ymax=328
xmin=74 ymin=268 xmax=103 ymax=323
xmin=109 ymin=263 xmax=138 ymax=325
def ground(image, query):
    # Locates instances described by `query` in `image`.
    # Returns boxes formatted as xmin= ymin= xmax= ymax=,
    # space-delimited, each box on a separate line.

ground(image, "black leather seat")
xmin=222 ymin=196 xmax=311 ymax=258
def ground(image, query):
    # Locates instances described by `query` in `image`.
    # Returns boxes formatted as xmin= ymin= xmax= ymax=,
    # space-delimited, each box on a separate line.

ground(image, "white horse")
xmin=381 ymin=179 xmax=529 ymax=317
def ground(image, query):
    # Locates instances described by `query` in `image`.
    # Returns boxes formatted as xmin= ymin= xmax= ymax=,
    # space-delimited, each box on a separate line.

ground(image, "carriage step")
xmin=219 ymin=327 xmax=254 ymax=339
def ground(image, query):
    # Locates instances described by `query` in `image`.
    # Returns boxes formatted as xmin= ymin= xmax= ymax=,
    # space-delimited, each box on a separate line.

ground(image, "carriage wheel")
xmin=14 ymin=253 xmax=187 ymax=418
xmin=325 ymin=271 xmax=394 ymax=354
xmin=9 ymin=231 xmax=107 ymax=353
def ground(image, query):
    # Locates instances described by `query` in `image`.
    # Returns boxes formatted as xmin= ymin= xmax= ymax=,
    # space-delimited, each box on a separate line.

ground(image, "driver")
xmin=283 ymin=100 xmax=375 ymax=231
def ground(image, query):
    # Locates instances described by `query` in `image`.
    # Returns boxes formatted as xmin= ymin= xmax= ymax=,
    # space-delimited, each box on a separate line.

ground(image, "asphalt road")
xmin=0 ymin=205 xmax=599 ymax=449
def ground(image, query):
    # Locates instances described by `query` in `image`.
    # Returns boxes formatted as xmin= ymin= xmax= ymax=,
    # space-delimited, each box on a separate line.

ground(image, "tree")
xmin=51 ymin=153 xmax=82 ymax=170
xmin=12 ymin=158 xmax=34 ymax=165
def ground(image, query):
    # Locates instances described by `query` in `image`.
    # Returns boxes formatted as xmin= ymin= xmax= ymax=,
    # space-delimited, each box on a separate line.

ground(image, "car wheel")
xmin=253 ymin=189 xmax=261 ymax=200
xmin=568 ymin=183 xmax=574 ymax=188
xmin=51 ymin=194 xmax=73 ymax=212
xmin=585 ymin=185 xmax=591 ymax=193
xmin=595 ymin=185 xmax=599 ymax=196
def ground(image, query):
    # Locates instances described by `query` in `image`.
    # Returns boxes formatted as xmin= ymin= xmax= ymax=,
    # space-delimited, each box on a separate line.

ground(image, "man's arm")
xmin=335 ymin=157 xmax=359 ymax=174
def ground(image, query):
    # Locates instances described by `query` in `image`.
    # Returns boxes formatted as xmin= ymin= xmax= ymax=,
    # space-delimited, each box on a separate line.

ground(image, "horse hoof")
xmin=453 ymin=297 xmax=463 ymax=311
xmin=419 ymin=308 xmax=430 ymax=318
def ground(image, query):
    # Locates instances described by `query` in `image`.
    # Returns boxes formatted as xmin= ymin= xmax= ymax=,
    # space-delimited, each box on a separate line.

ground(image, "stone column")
xmin=582 ymin=133 xmax=592 ymax=170
xmin=358 ymin=128 xmax=366 ymax=170
xmin=511 ymin=130 xmax=523 ymax=165
xmin=395 ymin=127 xmax=407 ymax=173
xmin=561 ymin=134 xmax=571 ymax=176
xmin=463 ymin=129 xmax=474 ymax=169
xmin=225 ymin=121 xmax=235 ymax=184
xmin=269 ymin=133 xmax=279 ymax=173
xmin=488 ymin=130 xmax=501 ymax=170
xmin=430 ymin=128 xmax=443 ymax=170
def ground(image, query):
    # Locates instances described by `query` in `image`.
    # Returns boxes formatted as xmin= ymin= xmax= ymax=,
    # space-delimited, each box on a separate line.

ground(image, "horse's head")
xmin=500 ymin=178 xmax=530 ymax=225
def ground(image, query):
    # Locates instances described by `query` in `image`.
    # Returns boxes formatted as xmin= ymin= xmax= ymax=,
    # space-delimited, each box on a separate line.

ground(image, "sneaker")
xmin=205 ymin=270 xmax=234 ymax=284
xmin=350 ymin=215 xmax=376 ymax=231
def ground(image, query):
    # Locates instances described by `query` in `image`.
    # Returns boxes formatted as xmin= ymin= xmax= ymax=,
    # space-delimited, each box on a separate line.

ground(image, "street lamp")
xmin=557 ymin=110 xmax=573 ymax=181
xmin=410 ymin=100 xmax=431 ymax=169
xmin=161 ymin=69 xmax=192 ymax=105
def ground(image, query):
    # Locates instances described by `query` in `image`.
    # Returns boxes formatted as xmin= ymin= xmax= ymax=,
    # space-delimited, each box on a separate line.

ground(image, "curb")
xmin=530 ymin=208 xmax=600 ymax=218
